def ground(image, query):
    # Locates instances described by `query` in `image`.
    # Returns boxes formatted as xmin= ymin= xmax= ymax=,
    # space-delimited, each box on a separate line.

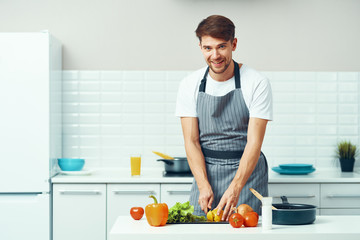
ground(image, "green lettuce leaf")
xmin=167 ymin=201 xmax=206 ymax=223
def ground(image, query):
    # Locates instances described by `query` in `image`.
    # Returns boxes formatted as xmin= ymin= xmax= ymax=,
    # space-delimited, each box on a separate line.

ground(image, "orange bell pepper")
xmin=145 ymin=195 xmax=168 ymax=227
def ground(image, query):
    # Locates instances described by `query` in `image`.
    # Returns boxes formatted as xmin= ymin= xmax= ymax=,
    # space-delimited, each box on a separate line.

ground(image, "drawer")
xmin=53 ymin=184 xmax=106 ymax=240
xmin=107 ymin=184 xmax=160 ymax=237
xmin=321 ymin=183 xmax=360 ymax=208
xmin=269 ymin=183 xmax=320 ymax=207
xmin=320 ymin=208 xmax=360 ymax=215
xmin=161 ymin=183 xmax=192 ymax=208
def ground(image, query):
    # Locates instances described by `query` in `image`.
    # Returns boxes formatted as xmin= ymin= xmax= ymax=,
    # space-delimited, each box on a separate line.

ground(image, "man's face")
xmin=199 ymin=35 xmax=237 ymax=75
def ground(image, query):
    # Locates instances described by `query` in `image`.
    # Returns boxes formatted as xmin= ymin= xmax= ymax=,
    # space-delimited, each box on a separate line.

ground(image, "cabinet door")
xmin=268 ymin=183 xmax=320 ymax=206
xmin=53 ymin=184 xmax=106 ymax=240
xmin=161 ymin=184 xmax=192 ymax=207
xmin=320 ymin=208 xmax=360 ymax=215
xmin=107 ymin=184 xmax=160 ymax=237
xmin=321 ymin=183 xmax=360 ymax=208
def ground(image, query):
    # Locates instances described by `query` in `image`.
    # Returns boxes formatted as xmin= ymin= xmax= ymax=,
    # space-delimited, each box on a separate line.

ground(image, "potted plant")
xmin=335 ymin=140 xmax=358 ymax=172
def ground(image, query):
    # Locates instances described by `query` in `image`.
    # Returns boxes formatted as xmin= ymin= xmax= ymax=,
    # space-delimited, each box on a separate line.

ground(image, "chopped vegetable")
xmin=167 ymin=201 xmax=206 ymax=223
xmin=206 ymin=209 xmax=224 ymax=222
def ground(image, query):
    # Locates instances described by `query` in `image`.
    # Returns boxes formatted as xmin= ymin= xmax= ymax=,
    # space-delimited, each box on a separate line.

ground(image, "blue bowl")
xmin=58 ymin=158 xmax=85 ymax=171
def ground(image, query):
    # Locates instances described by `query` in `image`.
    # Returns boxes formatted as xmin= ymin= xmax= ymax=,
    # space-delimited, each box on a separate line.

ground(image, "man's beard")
xmin=209 ymin=59 xmax=231 ymax=74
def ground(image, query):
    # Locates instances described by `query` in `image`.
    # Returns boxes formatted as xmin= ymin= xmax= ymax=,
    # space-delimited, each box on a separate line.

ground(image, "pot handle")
xmin=156 ymin=159 xmax=174 ymax=165
xmin=280 ymin=196 xmax=290 ymax=205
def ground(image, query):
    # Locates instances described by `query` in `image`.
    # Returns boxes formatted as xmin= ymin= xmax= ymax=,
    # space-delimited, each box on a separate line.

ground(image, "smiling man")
xmin=175 ymin=15 xmax=273 ymax=221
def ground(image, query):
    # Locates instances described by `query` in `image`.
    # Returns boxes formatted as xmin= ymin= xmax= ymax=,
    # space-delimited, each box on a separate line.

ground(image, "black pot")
xmin=157 ymin=157 xmax=191 ymax=173
xmin=272 ymin=196 xmax=316 ymax=225
xmin=339 ymin=158 xmax=355 ymax=172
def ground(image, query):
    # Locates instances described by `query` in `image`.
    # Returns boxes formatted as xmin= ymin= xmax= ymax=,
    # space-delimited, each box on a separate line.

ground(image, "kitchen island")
xmin=109 ymin=216 xmax=360 ymax=240
xmin=52 ymin=168 xmax=360 ymax=240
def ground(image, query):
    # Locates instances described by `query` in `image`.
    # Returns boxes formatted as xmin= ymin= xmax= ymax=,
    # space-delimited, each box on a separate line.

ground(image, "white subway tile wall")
xmin=62 ymin=71 xmax=360 ymax=170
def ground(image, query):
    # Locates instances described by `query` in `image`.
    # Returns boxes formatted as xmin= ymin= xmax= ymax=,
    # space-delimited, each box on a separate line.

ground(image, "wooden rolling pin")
xmin=152 ymin=151 xmax=175 ymax=160
xmin=249 ymin=188 xmax=277 ymax=210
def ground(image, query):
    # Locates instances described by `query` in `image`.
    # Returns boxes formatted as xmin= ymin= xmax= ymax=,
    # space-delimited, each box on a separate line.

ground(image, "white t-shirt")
xmin=175 ymin=64 xmax=273 ymax=120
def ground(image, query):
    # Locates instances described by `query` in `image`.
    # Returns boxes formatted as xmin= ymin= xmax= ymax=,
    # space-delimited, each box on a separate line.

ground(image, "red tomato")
xmin=229 ymin=213 xmax=244 ymax=228
xmin=244 ymin=212 xmax=259 ymax=227
xmin=130 ymin=207 xmax=144 ymax=220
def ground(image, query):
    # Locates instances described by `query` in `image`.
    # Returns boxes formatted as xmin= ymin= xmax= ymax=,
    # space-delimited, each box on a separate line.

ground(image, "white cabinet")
xmin=53 ymin=180 xmax=360 ymax=240
xmin=268 ymin=183 xmax=320 ymax=206
xmin=53 ymin=184 xmax=106 ymax=240
xmin=321 ymin=183 xmax=360 ymax=208
xmin=107 ymin=184 xmax=160 ymax=238
xmin=160 ymin=184 xmax=192 ymax=207
xmin=269 ymin=183 xmax=320 ymax=215
xmin=320 ymin=208 xmax=360 ymax=215
xmin=320 ymin=183 xmax=360 ymax=215
xmin=268 ymin=183 xmax=360 ymax=215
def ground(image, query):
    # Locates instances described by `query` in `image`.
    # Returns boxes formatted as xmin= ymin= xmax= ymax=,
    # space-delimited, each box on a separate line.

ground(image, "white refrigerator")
xmin=0 ymin=32 xmax=62 ymax=240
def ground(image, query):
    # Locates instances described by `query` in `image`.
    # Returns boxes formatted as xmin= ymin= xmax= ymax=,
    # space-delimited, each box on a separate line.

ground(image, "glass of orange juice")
xmin=130 ymin=154 xmax=141 ymax=176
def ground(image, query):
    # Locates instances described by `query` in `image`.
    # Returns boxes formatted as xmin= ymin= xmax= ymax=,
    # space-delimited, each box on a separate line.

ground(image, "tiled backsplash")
xmin=62 ymin=70 xmax=360 ymax=170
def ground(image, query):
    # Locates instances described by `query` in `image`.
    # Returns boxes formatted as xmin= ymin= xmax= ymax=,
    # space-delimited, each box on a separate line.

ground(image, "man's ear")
xmin=232 ymin=38 xmax=237 ymax=51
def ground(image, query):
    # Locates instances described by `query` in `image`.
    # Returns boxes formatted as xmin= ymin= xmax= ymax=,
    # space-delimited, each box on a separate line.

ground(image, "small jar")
xmin=261 ymin=197 xmax=273 ymax=230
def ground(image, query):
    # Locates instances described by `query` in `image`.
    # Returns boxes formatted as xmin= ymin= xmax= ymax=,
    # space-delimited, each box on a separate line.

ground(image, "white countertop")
xmin=109 ymin=216 xmax=360 ymax=240
xmin=51 ymin=167 xmax=360 ymax=184
xmin=51 ymin=168 xmax=193 ymax=183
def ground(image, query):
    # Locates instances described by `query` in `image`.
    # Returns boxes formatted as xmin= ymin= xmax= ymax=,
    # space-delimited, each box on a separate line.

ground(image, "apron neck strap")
xmin=199 ymin=67 xmax=209 ymax=92
xmin=199 ymin=60 xmax=241 ymax=93
xmin=234 ymin=60 xmax=241 ymax=89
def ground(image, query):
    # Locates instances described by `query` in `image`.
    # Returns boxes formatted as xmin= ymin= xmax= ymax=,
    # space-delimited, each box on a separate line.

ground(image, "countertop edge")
xmin=51 ymin=168 xmax=360 ymax=184
xmin=108 ymin=216 xmax=360 ymax=240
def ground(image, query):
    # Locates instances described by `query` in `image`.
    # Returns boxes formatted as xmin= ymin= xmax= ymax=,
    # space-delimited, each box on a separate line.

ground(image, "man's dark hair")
xmin=195 ymin=15 xmax=235 ymax=42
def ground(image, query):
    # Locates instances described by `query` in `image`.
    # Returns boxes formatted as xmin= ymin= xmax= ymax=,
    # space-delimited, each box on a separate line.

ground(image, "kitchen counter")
xmin=51 ymin=168 xmax=193 ymax=183
xmin=109 ymin=216 xmax=360 ymax=240
xmin=51 ymin=167 xmax=360 ymax=183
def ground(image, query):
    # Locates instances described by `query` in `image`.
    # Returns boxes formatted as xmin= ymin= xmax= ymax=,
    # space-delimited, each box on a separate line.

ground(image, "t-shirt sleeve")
xmin=175 ymin=77 xmax=198 ymax=117
xmin=249 ymin=77 xmax=273 ymax=121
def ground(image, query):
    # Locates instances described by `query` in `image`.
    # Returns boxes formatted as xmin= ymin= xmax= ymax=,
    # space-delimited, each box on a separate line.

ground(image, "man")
xmin=175 ymin=15 xmax=273 ymax=221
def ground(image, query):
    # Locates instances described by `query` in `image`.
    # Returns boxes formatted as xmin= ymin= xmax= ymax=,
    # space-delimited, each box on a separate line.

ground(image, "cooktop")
xmin=163 ymin=171 xmax=193 ymax=177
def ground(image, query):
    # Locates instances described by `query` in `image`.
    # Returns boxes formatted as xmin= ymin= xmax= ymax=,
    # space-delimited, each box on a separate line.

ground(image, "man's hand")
xmin=181 ymin=117 xmax=213 ymax=214
xmin=198 ymin=185 xmax=214 ymax=214
xmin=216 ymin=117 xmax=268 ymax=221
xmin=215 ymin=183 xmax=241 ymax=221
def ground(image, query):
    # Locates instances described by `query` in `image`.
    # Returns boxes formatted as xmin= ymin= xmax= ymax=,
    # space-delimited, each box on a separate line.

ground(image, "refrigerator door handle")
xmin=58 ymin=190 xmax=102 ymax=195
xmin=0 ymin=192 xmax=49 ymax=204
xmin=0 ymin=192 xmax=47 ymax=195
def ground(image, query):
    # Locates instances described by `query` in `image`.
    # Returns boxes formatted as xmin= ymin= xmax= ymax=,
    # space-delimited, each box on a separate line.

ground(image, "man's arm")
xmin=216 ymin=117 xmax=268 ymax=220
xmin=180 ymin=117 xmax=213 ymax=214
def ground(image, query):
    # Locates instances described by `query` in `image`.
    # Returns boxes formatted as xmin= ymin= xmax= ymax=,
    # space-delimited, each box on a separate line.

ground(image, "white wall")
xmin=1 ymin=0 xmax=360 ymax=71
xmin=62 ymin=70 xmax=360 ymax=170
xmin=2 ymin=0 xmax=359 ymax=171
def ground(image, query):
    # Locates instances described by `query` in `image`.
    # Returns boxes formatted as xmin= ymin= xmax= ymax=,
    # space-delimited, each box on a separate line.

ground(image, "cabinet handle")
xmin=112 ymin=190 xmax=155 ymax=195
xmin=167 ymin=190 xmax=191 ymax=195
xmin=327 ymin=194 xmax=360 ymax=198
xmin=58 ymin=190 xmax=102 ymax=195
xmin=272 ymin=195 xmax=316 ymax=198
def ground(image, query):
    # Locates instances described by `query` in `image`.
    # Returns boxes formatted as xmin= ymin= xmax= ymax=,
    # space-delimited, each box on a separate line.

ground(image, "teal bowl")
xmin=58 ymin=158 xmax=85 ymax=171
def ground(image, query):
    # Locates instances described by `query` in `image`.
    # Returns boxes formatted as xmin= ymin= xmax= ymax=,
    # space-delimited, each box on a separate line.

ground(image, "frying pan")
xmin=272 ymin=196 xmax=316 ymax=225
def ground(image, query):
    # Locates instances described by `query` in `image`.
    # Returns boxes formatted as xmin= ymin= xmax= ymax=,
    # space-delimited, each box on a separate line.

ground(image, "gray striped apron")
xmin=189 ymin=60 xmax=268 ymax=216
